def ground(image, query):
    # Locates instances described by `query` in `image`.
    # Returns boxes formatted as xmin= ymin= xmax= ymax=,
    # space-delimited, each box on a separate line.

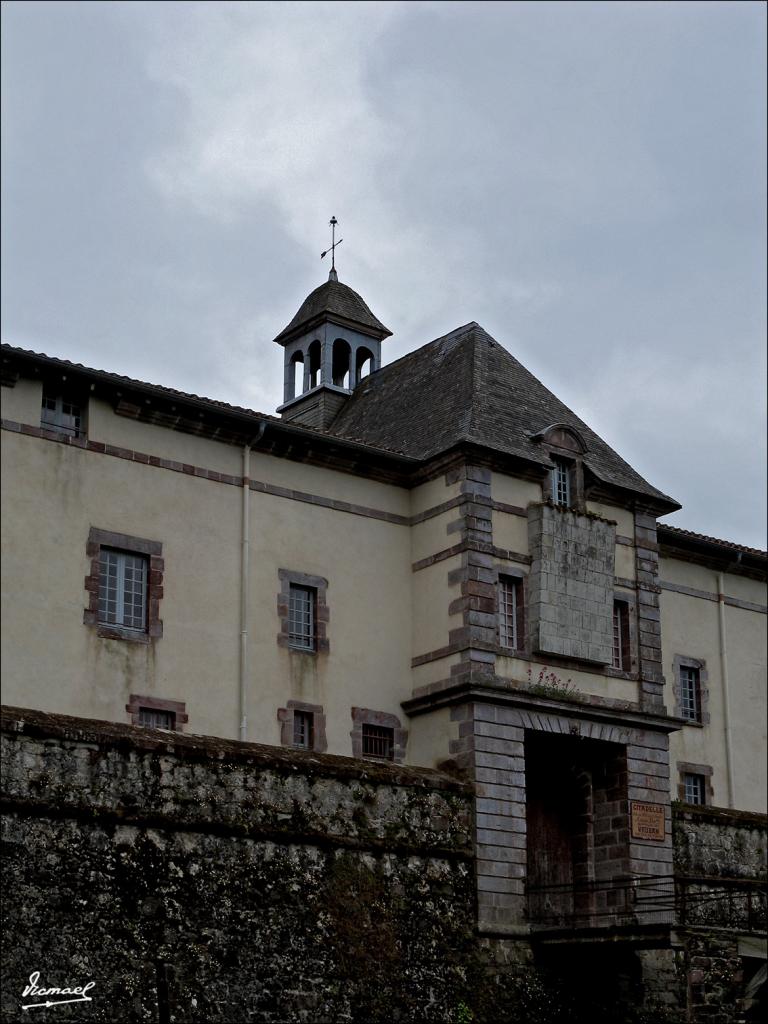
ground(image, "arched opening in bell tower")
xmin=289 ymin=352 xmax=304 ymax=400
xmin=308 ymin=340 xmax=322 ymax=389
xmin=332 ymin=339 xmax=351 ymax=389
xmin=355 ymin=347 xmax=375 ymax=386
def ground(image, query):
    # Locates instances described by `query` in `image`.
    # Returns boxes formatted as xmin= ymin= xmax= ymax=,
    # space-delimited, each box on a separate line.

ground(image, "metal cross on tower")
xmin=320 ymin=216 xmax=343 ymax=275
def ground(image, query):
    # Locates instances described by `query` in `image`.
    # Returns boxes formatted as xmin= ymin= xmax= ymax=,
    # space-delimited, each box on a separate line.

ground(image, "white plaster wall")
xmin=412 ymin=654 xmax=463 ymax=690
xmin=245 ymin=490 xmax=413 ymax=754
xmin=587 ymin=501 xmax=633 ymax=537
xmin=723 ymin=604 xmax=767 ymax=810
xmin=90 ymin=401 xmax=244 ymax=476
xmin=661 ymin=580 xmax=767 ymax=814
xmin=407 ymin=706 xmax=456 ymax=768
xmin=615 ymin=543 xmax=636 ymax=581
xmin=410 ymin=510 xmax=456 ymax=564
xmin=492 ymin=473 xmax=541 ymax=507
xmin=1 ymin=432 xmax=242 ymax=737
xmin=495 ymin=655 xmax=639 ymax=705
xmin=1 ymin=379 xmax=43 ymax=422
xmin=410 ymin=476 xmax=460 ymax=517
xmin=492 ymin=511 xmax=529 ymax=555
xmin=412 ymin=559 xmax=461 ymax=659
xmin=250 ymin=450 xmax=410 ymax=517
xmin=1 ymin=426 xmax=414 ymax=758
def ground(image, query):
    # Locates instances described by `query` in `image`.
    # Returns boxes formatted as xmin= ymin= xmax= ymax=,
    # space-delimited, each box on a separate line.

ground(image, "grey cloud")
xmin=2 ymin=0 xmax=765 ymax=547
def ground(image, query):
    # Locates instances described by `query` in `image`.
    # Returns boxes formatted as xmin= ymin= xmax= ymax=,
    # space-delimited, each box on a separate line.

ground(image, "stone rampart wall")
xmin=0 ymin=706 xmax=476 ymax=1023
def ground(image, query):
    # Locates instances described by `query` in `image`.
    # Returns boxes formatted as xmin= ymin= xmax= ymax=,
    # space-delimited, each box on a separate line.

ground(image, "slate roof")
xmin=329 ymin=322 xmax=680 ymax=509
xmin=657 ymin=524 xmax=766 ymax=559
xmin=273 ymin=278 xmax=392 ymax=345
xmin=0 ymin=343 xmax=414 ymax=462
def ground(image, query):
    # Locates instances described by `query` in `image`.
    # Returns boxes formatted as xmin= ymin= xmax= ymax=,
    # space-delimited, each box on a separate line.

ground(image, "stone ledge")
xmin=672 ymin=802 xmax=768 ymax=828
xmin=0 ymin=705 xmax=470 ymax=794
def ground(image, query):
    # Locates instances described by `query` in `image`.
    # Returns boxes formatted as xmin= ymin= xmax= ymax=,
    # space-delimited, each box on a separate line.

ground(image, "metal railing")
xmin=525 ymin=874 xmax=767 ymax=932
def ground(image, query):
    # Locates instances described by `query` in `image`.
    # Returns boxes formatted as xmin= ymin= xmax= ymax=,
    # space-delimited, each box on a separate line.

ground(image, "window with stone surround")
xmin=126 ymin=695 xmax=187 ymax=732
xmin=673 ymin=656 xmax=709 ymax=725
xmin=684 ymin=774 xmax=705 ymax=805
xmin=99 ymin=550 xmax=147 ymax=630
xmin=277 ymin=570 xmax=329 ymax=653
xmin=289 ymin=584 xmax=315 ymax=650
xmin=41 ymin=385 xmax=86 ymax=438
xmin=278 ymin=701 xmax=327 ymax=752
xmin=677 ymin=762 xmax=713 ymax=805
xmin=498 ymin=575 xmax=525 ymax=651
xmin=351 ymin=708 xmax=407 ymax=763
xmin=84 ymin=529 xmax=163 ymax=642
xmin=362 ymin=724 xmax=394 ymax=760
xmin=550 ymin=457 xmax=572 ymax=507
xmin=293 ymin=710 xmax=314 ymax=749
xmin=612 ymin=600 xmax=631 ymax=671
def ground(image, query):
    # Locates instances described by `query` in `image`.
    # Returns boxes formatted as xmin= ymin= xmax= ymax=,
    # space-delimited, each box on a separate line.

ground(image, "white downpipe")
xmin=240 ymin=424 xmax=267 ymax=742
xmin=717 ymin=570 xmax=736 ymax=808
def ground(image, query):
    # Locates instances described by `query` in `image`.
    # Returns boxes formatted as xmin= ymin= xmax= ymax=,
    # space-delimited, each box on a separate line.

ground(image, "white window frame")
xmin=98 ymin=549 xmax=148 ymax=632
xmin=288 ymin=584 xmax=316 ymax=651
xmin=612 ymin=600 xmax=631 ymax=671
xmin=292 ymin=709 xmax=314 ymax=749
xmin=679 ymin=665 xmax=701 ymax=722
xmin=138 ymin=707 xmax=175 ymax=730
xmin=41 ymin=389 xmax=83 ymax=437
xmin=498 ymin=577 xmax=522 ymax=650
xmin=551 ymin=458 xmax=571 ymax=507
xmin=683 ymin=773 xmax=706 ymax=805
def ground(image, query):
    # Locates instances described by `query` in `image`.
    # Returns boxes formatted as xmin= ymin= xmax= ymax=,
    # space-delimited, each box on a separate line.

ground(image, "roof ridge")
xmin=467 ymin=326 xmax=482 ymax=440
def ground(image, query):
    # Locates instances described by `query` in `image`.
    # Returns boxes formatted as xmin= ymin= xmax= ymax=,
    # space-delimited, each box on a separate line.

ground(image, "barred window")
xmin=679 ymin=666 xmax=701 ymax=722
xmin=683 ymin=773 xmax=706 ymax=805
xmin=293 ymin=710 xmax=314 ymax=749
xmin=551 ymin=458 xmax=571 ymax=507
xmin=288 ymin=584 xmax=316 ymax=650
xmin=362 ymin=724 xmax=394 ymax=761
xmin=612 ymin=600 xmax=631 ymax=671
xmin=499 ymin=576 xmax=524 ymax=650
xmin=41 ymin=389 xmax=83 ymax=438
xmin=98 ymin=549 xmax=147 ymax=631
xmin=138 ymin=707 xmax=175 ymax=730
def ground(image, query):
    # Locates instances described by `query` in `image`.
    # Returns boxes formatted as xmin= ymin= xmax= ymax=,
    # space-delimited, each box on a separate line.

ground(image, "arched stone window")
xmin=530 ymin=423 xmax=588 ymax=510
xmin=332 ymin=339 xmax=351 ymax=388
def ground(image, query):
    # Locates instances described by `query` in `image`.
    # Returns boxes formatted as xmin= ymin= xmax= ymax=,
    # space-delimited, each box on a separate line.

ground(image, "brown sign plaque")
xmin=630 ymin=801 xmax=666 ymax=841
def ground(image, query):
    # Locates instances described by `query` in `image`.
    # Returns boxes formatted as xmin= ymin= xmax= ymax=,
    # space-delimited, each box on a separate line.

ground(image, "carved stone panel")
xmin=528 ymin=504 xmax=616 ymax=663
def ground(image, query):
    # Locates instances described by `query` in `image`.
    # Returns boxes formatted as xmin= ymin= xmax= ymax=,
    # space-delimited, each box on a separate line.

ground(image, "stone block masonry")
xmin=528 ymin=503 xmax=616 ymax=663
xmin=0 ymin=706 xmax=476 ymax=1024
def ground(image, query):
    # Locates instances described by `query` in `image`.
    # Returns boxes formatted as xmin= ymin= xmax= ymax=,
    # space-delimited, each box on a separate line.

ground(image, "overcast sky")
xmin=2 ymin=1 xmax=766 ymax=548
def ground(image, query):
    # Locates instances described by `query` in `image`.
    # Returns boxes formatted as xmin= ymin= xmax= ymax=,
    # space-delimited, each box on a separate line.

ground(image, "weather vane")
xmin=320 ymin=216 xmax=343 ymax=276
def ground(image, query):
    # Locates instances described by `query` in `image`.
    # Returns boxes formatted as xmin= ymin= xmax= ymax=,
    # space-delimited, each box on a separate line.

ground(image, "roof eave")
xmin=273 ymin=311 xmax=392 ymax=347
xmin=1 ymin=344 xmax=416 ymax=473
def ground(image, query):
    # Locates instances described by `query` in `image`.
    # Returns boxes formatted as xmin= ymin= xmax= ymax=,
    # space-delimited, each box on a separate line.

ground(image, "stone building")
xmin=1 ymin=271 xmax=766 ymax=1017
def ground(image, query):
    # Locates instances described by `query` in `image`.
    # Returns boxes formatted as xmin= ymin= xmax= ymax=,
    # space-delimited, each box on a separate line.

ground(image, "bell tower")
xmin=273 ymin=268 xmax=392 ymax=430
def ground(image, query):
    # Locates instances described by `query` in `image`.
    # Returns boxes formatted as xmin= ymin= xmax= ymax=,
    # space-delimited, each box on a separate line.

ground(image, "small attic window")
xmin=41 ymin=386 xmax=85 ymax=438
xmin=531 ymin=423 xmax=587 ymax=454
xmin=551 ymin=458 xmax=572 ymax=507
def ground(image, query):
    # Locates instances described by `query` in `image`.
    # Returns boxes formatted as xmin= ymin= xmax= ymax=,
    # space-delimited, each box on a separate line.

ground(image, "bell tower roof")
xmin=273 ymin=277 xmax=392 ymax=347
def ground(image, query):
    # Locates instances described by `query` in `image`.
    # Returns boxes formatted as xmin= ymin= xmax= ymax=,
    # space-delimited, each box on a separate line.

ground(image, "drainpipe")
xmin=717 ymin=558 xmax=739 ymax=808
xmin=240 ymin=422 xmax=267 ymax=742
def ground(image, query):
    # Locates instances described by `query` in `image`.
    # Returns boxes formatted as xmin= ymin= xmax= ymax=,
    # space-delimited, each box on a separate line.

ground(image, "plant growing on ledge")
xmin=525 ymin=666 xmax=577 ymax=702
